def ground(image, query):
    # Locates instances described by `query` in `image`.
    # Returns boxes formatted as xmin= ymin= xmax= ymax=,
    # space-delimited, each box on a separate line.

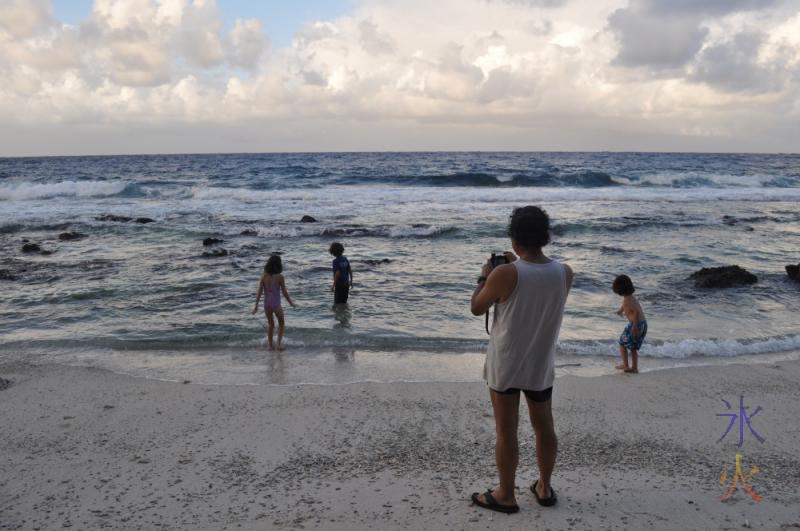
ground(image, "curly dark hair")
xmin=329 ymin=242 xmax=344 ymax=257
xmin=264 ymin=254 xmax=282 ymax=275
xmin=507 ymin=206 xmax=551 ymax=250
xmin=612 ymin=274 xmax=635 ymax=295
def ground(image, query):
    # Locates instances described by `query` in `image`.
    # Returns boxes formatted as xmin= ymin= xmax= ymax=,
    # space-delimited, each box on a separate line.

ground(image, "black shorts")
xmin=492 ymin=386 xmax=553 ymax=402
xmin=334 ymin=283 xmax=349 ymax=304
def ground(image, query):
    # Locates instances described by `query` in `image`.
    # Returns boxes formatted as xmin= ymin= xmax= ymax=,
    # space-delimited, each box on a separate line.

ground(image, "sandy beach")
xmin=1 ymin=359 xmax=799 ymax=530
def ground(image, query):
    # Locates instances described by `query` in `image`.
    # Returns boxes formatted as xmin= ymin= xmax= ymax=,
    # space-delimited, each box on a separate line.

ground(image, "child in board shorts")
xmin=612 ymin=274 xmax=647 ymax=374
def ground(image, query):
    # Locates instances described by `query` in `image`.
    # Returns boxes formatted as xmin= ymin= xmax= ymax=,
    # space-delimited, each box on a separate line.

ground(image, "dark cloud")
xmin=691 ymin=32 xmax=785 ymax=94
xmin=608 ymin=0 xmax=781 ymax=71
xmin=609 ymin=7 xmax=707 ymax=69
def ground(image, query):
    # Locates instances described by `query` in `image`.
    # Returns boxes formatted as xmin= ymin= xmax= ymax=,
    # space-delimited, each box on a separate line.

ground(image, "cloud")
xmin=0 ymin=0 xmax=799 ymax=154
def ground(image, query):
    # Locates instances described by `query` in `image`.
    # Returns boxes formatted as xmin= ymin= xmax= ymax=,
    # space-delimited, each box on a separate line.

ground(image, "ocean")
xmin=1 ymin=152 xmax=799 ymax=384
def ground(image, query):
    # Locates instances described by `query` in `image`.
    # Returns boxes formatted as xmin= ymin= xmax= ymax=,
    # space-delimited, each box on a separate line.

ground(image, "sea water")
xmin=1 ymin=152 xmax=799 ymax=384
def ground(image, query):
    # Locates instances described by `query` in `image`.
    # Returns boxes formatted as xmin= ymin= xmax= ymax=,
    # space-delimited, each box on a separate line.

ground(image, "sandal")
xmin=531 ymin=480 xmax=558 ymax=507
xmin=470 ymin=489 xmax=520 ymax=514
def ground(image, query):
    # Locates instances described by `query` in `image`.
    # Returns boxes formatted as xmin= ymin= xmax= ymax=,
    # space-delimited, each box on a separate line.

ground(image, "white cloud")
xmin=0 ymin=0 xmax=799 ymax=155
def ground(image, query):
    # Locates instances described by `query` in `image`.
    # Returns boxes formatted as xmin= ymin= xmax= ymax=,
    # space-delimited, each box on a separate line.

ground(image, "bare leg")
xmin=527 ymin=396 xmax=558 ymax=500
xmin=625 ymin=349 xmax=639 ymax=373
xmin=616 ymin=344 xmax=629 ymax=370
xmin=275 ymin=308 xmax=286 ymax=351
xmin=266 ymin=311 xmax=275 ymax=351
xmin=476 ymin=389 xmax=520 ymax=507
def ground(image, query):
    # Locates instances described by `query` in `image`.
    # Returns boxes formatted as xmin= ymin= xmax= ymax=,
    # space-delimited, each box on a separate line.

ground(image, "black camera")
xmin=490 ymin=252 xmax=509 ymax=268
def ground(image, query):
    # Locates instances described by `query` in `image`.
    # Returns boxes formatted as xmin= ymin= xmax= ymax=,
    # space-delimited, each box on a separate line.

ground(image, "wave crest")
xmin=0 ymin=180 xmax=131 ymax=201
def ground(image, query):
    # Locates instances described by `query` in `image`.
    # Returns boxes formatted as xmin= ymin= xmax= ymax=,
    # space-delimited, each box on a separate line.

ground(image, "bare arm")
xmin=252 ymin=274 xmax=264 ymax=314
xmin=471 ymin=262 xmax=516 ymax=316
xmin=280 ymin=276 xmax=295 ymax=307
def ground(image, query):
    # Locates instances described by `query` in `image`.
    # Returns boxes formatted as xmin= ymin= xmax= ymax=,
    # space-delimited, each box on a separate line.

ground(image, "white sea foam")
xmin=560 ymin=334 xmax=800 ymax=359
xmin=0 ymin=180 xmax=129 ymax=201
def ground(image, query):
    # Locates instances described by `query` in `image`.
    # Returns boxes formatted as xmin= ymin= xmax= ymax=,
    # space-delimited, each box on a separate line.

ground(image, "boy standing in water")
xmin=612 ymin=274 xmax=647 ymax=374
xmin=329 ymin=242 xmax=353 ymax=304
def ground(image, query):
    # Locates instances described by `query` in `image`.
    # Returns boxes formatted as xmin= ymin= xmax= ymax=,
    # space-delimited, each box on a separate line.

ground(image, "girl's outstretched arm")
xmin=280 ymin=275 xmax=296 ymax=307
xmin=252 ymin=274 xmax=264 ymax=314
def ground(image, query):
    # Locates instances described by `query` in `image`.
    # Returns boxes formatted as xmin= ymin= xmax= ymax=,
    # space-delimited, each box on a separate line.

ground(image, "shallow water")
xmin=2 ymin=152 xmax=799 ymax=383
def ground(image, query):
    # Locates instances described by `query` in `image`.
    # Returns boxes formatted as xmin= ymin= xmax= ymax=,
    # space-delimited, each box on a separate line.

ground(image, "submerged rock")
xmin=135 ymin=217 xmax=155 ymax=224
xmin=690 ymin=265 xmax=757 ymax=288
xmin=203 ymin=237 xmax=224 ymax=246
xmin=59 ymin=232 xmax=86 ymax=241
xmin=0 ymin=269 xmax=16 ymax=281
xmin=787 ymin=264 xmax=800 ymax=281
xmin=300 ymin=215 xmax=318 ymax=223
xmin=22 ymin=243 xmax=41 ymax=253
xmin=95 ymin=214 xmax=132 ymax=223
xmin=360 ymin=258 xmax=393 ymax=266
xmin=240 ymin=229 xmax=258 ymax=236
xmin=202 ymin=248 xmax=229 ymax=258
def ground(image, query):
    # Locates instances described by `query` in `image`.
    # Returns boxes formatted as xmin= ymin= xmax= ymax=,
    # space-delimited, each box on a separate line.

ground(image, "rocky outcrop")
xmin=96 ymin=214 xmax=132 ymax=223
xmin=690 ymin=265 xmax=757 ymax=288
xmin=135 ymin=217 xmax=155 ymax=224
xmin=202 ymin=238 xmax=224 ymax=246
xmin=22 ymin=243 xmax=41 ymax=253
xmin=787 ymin=264 xmax=800 ymax=281
xmin=59 ymin=232 xmax=86 ymax=241
xmin=300 ymin=215 xmax=318 ymax=223
xmin=201 ymin=249 xmax=229 ymax=258
xmin=240 ymin=229 xmax=257 ymax=236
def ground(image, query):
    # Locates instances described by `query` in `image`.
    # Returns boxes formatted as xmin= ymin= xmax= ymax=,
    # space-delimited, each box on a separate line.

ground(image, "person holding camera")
xmin=469 ymin=206 xmax=573 ymax=514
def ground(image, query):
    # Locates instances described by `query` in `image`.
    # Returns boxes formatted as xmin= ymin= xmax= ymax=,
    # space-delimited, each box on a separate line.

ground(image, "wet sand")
xmin=1 ymin=359 xmax=799 ymax=530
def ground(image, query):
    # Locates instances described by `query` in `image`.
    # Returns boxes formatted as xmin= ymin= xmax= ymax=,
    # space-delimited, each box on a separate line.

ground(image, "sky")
xmin=1 ymin=0 xmax=799 ymax=156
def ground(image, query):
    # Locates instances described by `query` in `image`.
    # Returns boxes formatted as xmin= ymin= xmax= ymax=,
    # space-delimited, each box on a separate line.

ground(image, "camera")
xmin=490 ymin=252 xmax=509 ymax=268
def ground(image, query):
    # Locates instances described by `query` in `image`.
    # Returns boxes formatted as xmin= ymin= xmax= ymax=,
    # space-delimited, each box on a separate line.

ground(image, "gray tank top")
xmin=483 ymin=259 xmax=568 ymax=392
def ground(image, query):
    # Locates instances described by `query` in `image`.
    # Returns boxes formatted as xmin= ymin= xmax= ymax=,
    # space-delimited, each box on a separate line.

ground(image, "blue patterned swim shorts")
xmin=619 ymin=320 xmax=648 ymax=350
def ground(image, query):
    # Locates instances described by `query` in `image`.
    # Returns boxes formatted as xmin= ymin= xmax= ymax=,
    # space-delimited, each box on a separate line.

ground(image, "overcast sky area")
xmin=1 ymin=0 xmax=799 ymax=156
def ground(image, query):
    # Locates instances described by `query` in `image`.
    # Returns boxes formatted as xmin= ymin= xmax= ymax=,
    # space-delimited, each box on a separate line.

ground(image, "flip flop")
xmin=531 ymin=480 xmax=558 ymax=507
xmin=470 ymin=489 xmax=519 ymax=514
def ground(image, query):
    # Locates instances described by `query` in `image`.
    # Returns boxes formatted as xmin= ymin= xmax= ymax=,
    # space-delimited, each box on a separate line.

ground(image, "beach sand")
xmin=1 ymin=359 xmax=799 ymax=530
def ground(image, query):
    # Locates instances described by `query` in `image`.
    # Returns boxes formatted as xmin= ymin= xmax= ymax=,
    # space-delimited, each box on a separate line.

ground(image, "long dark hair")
xmin=264 ymin=255 xmax=282 ymax=275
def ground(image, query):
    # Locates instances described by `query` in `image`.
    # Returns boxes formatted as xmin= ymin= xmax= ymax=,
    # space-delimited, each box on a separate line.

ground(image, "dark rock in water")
xmin=0 ymin=269 xmax=16 ymax=281
xmin=722 ymin=215 xmax=738 ymax=226
xmin=690 ymin=265 xmax=757 ymax=288
xmin=786 ymin=264 xmax=800 ymax=281
xmin=300 ymin=215 xmax=318 ymax=223
xmin=202 ymin=248 xmax=229 ymax=258
xmin=240 ymin=229 xmax=258 ymax=236
xmin=22 ymin=243 xmax=41 ymax=253
xmin=203 ymin=237 xmax=224 ymax=246
xmin=361 ymin=258 xmax=393 ymax=266
xmin=40 ymin=250 xmax=54 ymax=256
xmin=96 ymin=214 xmax=132 ymax=223
xmin=135 ymin=217 xmax=155 ymax=224
xmin=0 ymin=377 xmax=12 ymax=391
xmin=59 ymin=232 xmax=86 ymax=241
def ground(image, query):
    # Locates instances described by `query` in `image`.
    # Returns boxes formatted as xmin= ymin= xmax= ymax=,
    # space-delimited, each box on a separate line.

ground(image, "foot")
xmin=531 ymin=480 xmax=557 ymax=507
xmin=471 ymin=487 xmax=518 ymax=514
xmin=624 ymin=367 xmax=638 ymax=374
xmin=268 ymin=344 xmax=275 ymax=351
xmin=615 ymin=363 xmax=629 ymax=370
xmin=277 ymin=344 xmax=285 ymax=351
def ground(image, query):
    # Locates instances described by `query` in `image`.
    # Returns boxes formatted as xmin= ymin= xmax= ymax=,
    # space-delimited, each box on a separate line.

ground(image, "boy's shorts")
xmin=334 ymin=283 xmax=349 ymax=304
xmin=619 ymin=320 xmax=648 ymax=350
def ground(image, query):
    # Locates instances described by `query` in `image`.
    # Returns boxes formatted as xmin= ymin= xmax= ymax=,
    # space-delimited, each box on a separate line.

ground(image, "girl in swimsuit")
xmin=252 ymin=254 xmax=296 ymax=351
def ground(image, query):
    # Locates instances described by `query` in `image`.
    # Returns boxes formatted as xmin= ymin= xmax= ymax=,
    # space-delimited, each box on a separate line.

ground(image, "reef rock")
xmin=202 ymin=237 xmax=224 ymax=246
xmin=786 ymin=264 xmax=800 ymax=281
xmin=240 ymin=229 xmax=258 ymax=236
xmin=135 ymin=217 xmax=155 ymax=224
xmin=95 ymin=214 xmax=132 ymax=223
xmin=22 ymin=243 xmax=41 ymax=253
xmin=201 ymin=248 xmax=229 ymax=258
xmin=59 ymin=232 xmax=86 ymax=241
xmin=300 ymin=215 xmax=318 ymax=223
xmin=690 ymin=265 xmax=757 ymax=289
